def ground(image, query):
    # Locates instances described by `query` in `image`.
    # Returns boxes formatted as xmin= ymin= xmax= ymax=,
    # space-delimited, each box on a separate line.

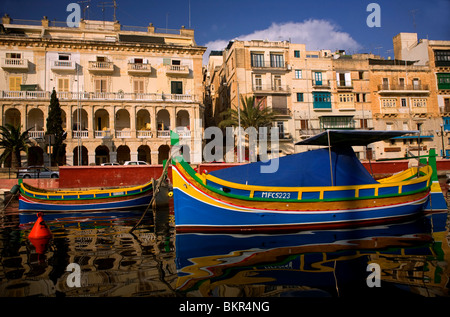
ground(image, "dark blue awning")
xmin=295 ymin=130 xmax=420 ymax=147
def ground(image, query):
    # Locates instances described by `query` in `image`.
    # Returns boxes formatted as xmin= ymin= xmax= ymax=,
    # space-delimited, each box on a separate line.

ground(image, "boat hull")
xmin=173 ymin=166 xmax=431 ymax=233
xmin=19 ymin=192 xmax=153 ymax=213
xmin=18 ymin=180 xmax=154 ymax=213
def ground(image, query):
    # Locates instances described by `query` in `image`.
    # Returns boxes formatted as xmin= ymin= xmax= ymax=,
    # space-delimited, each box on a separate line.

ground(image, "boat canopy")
xmin=295 ymin=130 xmax=419 ymax=147
xmin=208 ymin=146 xmax=378 ymax=187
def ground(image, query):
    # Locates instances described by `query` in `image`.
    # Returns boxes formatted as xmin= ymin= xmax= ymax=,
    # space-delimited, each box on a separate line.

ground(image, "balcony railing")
xmin=0 ymin=90 xmax=196 ymax=102
xmin=72 ymin=131 xmax=89 ymax=139
xmin=51 ymin=60 xmax=76 ymax=71
xmin=336 ymin=81 xmax=353 ymax=89
xmin=128 ymin=63 xmax=152 ymax=74
xmin=377 ymin=84 xmax=429 ymax=91
xmin=137 ymin=130 xmax=153 ymax=138
xmin=1 ymin=58 xmax=28 ymax=70
xmin=251 ymin=61 xmax=288 ymax=70
xmin=253 ymin=84 xmax=290 ymax=94
xmin=88 ymin=61 xmax=114 ymax=73
xmin=165 ymin=65 xmax=189 ymax=76
xmin=115 ymin=130 xmax=131 ymax=138
xmin=312 ymin=80 xmax=331 ymax=88
xmin=28 ymin=130 xmax=45 ymax=139
xmin=95 ymin=130 xmax=111 ymax=138
xmin=157 ymin=130 xmax=171 ymax=138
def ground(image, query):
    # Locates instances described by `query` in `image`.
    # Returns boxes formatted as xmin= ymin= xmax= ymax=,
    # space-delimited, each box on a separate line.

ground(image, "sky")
xmin=1 ymin=0 xmax=449 ymax=64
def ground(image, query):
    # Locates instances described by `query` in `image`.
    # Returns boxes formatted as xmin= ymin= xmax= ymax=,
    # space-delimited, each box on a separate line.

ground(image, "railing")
xmin=115 ymin=130 xmax=131 ymax=138
xmin=336 ymin=81 xmax=353 ymax=88
xmin=88 ymin=61 xmax=114 ymax=71
xmin=72 ymin=131 xmax=89 ymax=138
xmin=253 ymin=84 xmax=290 ymax=93
xmin=165 ymin=65 xmax=189 ymax=75
xmin=27 ymin=130 xmax=45 ymax=139
xmin=1 ymin=58 xmax=28 ymax=68
xmin=157 ymin=130 xmax=171 ymax=138
xmin=378 ymin=84 xmax=429 ymax=91
xmin=128 ymin=63 xmax=151 ymax=71
xmin=312 ymin=80 xmax=331 ymax=88
xmin=95 ymin=130 xmax=111 ymax=138
xmin=0 ymin=90 xmax=196 ymax=102
xmin=251 ymin=61 xmax=288 ymax=69
xmin=51 ymin=60 xmax=76 ymax=70
xmin=137 ymin=130 xmax=153 ymax=138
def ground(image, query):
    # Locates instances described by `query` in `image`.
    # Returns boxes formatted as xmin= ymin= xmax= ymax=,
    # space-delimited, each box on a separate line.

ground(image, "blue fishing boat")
xmin=172 ymin=130 xmax=446 ymax=233
xmin=18 ymin=179 xmax=154 ymax=213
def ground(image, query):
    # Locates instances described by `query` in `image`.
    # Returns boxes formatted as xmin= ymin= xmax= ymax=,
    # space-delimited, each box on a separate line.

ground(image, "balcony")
xmin=73 ymin=131 xmax=89 ymax=139
xmin=88 ymin=61 xmax=114 ymax=73
xmin=127 ymin=62 xmax=152 ymax=74
xmin=137 ymin=130 xmax=153 ymax=138
xmin=28 ymin=130 xmax=45 ymax=139
xmin=51 ymin=60 xmax=76 ymax=72
xmin=377 ymin=83 xmax=429 ymax=94
xmin=95 ymin=130 xmax=111 ymax=138
xmin=252 ymin=84 xmax=291 ymax=94
xmin=251 ymin=61 xmax=288 ymax=71
xmin=165 ymin=65 xmax=189 ymax=76
xmin=0 ymin=90 xmax=196 ymax=103
xmin=336 ymin=80 xmax=353 ymax=90
xmin=1 ymin=58 xmax=28 ymax=70
xmin=312 ymin=79 xmax=331 ymax=89
xmin=115 ymin=130 xmax=131 ymax=138
xmin=157 ymin=130 xmax=171 ymax=138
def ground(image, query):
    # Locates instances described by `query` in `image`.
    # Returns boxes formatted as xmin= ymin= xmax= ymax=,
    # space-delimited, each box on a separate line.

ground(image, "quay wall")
xmin=0 ymin=160 xmax=449 ymax=192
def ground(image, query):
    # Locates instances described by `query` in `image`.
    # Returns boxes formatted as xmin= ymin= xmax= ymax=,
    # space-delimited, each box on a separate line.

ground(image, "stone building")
xmin=0 ymin=14 xmax=206 ymax=166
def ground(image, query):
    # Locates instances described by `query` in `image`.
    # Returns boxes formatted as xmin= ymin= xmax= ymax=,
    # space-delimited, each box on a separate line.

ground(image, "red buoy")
xmin=28 ymin=212 xmax=52 ymax=240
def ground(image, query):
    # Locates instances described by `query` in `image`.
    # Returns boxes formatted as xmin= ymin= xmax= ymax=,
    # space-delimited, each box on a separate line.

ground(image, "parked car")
xmin=17 ymin=166 xmax=59 ymax=178
xmin=101 ymin=162 xmax=120 ymax=166
xmin=123 ymin=161 xmax=149 ymax=165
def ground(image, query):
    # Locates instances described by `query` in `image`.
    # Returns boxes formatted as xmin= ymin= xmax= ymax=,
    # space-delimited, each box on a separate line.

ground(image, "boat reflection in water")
xmin=175 ymin=212 xmax=449 ymax=297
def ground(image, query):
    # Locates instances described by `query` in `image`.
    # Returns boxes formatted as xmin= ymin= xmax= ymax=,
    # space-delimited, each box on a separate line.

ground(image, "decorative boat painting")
xmin=172 ymin=130 xmax=447 ymax=233
xmin=18 ymin=179 xmax=154 ymax=213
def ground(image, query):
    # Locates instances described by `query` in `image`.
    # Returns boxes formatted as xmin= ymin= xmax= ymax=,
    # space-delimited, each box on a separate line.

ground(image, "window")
xmin=437 ymin=73 xmax=450 ymax=90
xmin=411 ymin=98 xmax=427 ymax=108
xmin=381 ymin=98 xmax=396 ymax=108
xmin=94 ymin=78 xmax=107 ymax=93
xmin=360 ymin=119 xmax=368 ymax=129
xmin=58 ymin=78 xmax=70 ymax=92
xmin=9 ymin=76 xmax=22 ymax=91
xmin=295 ymin=70 xmax=302 ymax=79
xmin=6 ymin=52 xmax=21 ymax=59
xmin=133 ymin=79 xmax=144 ymax=95
xmin=171 ymin=81 xmax=183 ymax=94
xmin=386 ymin=122 xmax=393 ymax=131
xmin=314 ymin=72 xmax=323 ymax=85
xmin=251 ymin=53 xmax=264 ymax=67
xmin=276 ymin=121 xmax=285 ymax=138
xmin=399 ymin=78 xmax=405 ymax=88
xmin=382 ymin=78 xmax=389 ymax=89
xmin=412 ymin=78 xmax=420 ymax=89
xmin=362 ymin=93 xmax=366 ymax=102
xmin=294 ymin=50 xmax=300 ymax=58
xmin=358 ymin=71 xmax=364 ymax=80
xmin=273 ymin=75 xmax=282 ymax=90
xmin=313 ymin=92 xmax=331 ymax=109
xmin=172 ymin=60 xmax=181 ymax=66
xmin=270 ymin=54 xmax=284 ymax=68
xmin=58 ymin=54 xmax=70 ymax=61
xmin=434 ymin=50 xmax=450 ymax=67
xmin=445 ymin=98 xmax=450 ymax=112
xmin=300 ymin=119 xmax=309 ymax=130
xmin=296 ymin=93 xmax=304 ymax=102
xmin=96 ymin=56 xmax=106 ymax=62
xmin=254 ymin=75 xmax=262 ymax=90
xmin=401 ymin=98 xmax=407 ymax=107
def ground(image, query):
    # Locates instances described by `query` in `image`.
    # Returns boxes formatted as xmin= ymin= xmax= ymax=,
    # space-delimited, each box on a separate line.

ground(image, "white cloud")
xmin=203 ymin=19 xmax=362 ymax=64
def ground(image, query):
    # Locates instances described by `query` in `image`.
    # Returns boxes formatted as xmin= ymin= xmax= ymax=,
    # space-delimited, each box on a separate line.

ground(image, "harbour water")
xmin=0 ymin=197 xmax=449 ymax=299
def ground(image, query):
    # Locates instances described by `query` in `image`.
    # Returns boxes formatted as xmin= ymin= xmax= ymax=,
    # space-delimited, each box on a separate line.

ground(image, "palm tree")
xmin=0 ymin=124 xmax=32 ymax=168
xmin=219 ymin=95 xmax=276 ymax=130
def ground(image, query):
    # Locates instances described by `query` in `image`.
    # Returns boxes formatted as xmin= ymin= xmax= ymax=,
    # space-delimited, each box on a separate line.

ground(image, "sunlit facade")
xmin=0 ymin=15 xmax=206 ymax=166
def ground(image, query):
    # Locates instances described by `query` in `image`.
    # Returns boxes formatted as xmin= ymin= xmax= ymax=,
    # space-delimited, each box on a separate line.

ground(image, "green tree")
xmin=0 ymin=124 xmax=32 ymax=168
xmin=46 ymin=89 xmax=66 ymax=166
xmin=219 ymin=95 xmax=276 ymax=130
